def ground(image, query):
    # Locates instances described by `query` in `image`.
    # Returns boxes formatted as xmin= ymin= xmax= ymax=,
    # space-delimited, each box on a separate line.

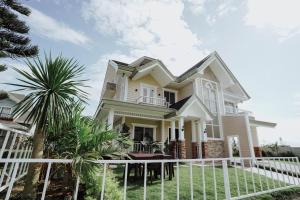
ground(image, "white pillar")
xmin=197 ymin=121 xmax=202 ymax=142
xmin=178 ymin=116 xmax=184 ymax=141
xmin=161 ymin=120 xmax=165 ymax=142
xmin=191 ymin=120 xmax=196 ymax=143
xmin=107 ymin=109 xmax=114 ymax=130
xmin=171 ymin=120 xmax=176 ymax=141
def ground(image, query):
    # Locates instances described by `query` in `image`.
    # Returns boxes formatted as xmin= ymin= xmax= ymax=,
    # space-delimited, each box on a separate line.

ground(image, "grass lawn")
xmin=112 ymin=163 xmax=287 ymax=200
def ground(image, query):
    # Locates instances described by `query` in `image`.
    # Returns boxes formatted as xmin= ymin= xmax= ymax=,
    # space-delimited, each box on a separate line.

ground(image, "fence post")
xmin=222 ymin=160 xmax=231 ymax=200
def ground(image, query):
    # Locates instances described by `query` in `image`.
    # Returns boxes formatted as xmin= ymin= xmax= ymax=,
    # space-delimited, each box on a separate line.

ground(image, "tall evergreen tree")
xmin=0 ymin=0 xmax=38 ymax=71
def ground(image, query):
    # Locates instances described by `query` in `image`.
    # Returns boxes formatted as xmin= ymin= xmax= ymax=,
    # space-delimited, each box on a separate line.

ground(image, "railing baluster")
xmin=41 ymin=162 xmax=52 ymax=200
xmin=234 ymin=159 xmax=240 ymax=197
xmin=0 ymin=132 xmax=18 ymax=187
xmin=280 ymin=158 xmax=287 ymax=187
xmin=283 ymin=158 xmax=291 ymax=184
xmin=202 ymin=160 xmax=206 ymax=200
xmin=4 ymin=162 xmax=19 ymax=200
xmin=288 ymin=158 xmax=296 ymax=185
xmin=267 ymin=158 xmax=276 ymax=189
xmin=123 ymin=163 xmax=128 ymax=200
xmin=6 ymin=138 xmax=21 ymax=186
xmin=189 ymin=161 xmax=193 ymax=200
xmin=161 ymin=161 xmax=164 ymax=200
xmin=144 ymin=162 xmax=147 ymax=200
xmin=212 ymin=160 xmax=217 ymax=200
xmin=295 ymin=157 xmax=300 ymax=185
xmin=256 ymin=158 xmax=263 ymax=191
xmin=176 ymin=161 xmax=179 ymax=200
xmin=273 ymin=158 xmax=281 ymax=188
xmin=100 ymin=163 xmax=107 ymax=200
xmin=250 ymin=159 xmax=256 ymax=193
xmin=222 ymin=160 xmax=231 ymax=200
xmin=73 ymin=176 xmax=80 ymax=200
xmin=0 ymin=130 xmax=10 ymax=158
xmin=262 ymin=158 xmax=270 ymax=190
xmin=241 ymin=159 xmax=249 ymax=194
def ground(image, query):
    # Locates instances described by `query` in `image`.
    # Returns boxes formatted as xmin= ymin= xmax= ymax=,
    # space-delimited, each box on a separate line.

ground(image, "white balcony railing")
xmin=136 ymin=96 xmax=168 ymax=107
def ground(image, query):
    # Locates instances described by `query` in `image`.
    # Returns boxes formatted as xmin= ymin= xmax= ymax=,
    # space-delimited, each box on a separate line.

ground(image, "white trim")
xmin=124 ymin=75 xmax=128 ymax=101
xmin=140 ymin=83 xmax=157 ymax=99
xmin=132 ymin=123 xmax=157 ymax=141
xmin=0 ymin=106 xmax=12 ymax=114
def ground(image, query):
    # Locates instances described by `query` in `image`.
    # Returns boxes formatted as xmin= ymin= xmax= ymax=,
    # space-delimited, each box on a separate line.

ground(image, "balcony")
xmin=136 ymin=96 xmax=168 ymax=107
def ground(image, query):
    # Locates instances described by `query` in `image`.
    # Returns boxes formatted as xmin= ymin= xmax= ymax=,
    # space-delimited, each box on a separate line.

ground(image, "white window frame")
xmin=132 ymin=123 xmax=157 ymax=141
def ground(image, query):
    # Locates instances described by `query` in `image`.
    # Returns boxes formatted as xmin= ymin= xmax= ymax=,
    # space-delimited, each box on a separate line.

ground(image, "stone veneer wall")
xmin=205 ymin=140 xmax=225 ymax=158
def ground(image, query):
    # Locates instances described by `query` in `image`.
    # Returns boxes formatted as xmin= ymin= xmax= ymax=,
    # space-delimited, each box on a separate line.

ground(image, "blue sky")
xmin=1 ymin=0 xmax=299 ymax=146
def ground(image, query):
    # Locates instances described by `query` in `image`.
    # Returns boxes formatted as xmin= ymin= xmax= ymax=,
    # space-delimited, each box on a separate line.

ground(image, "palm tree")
xmin=46 ymin=102 xmax=131 ymax=199
xmin=9 ymin=54 xmax=87 ymax=199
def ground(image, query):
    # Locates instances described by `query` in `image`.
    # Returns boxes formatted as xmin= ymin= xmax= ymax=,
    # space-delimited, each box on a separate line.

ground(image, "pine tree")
xmin=0 ymin=0 xmax=38 ymax=71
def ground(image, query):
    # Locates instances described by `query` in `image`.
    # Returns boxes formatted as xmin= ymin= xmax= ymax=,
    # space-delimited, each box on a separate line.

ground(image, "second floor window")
xmin=164 ymin=90 xmax=176 ymax=105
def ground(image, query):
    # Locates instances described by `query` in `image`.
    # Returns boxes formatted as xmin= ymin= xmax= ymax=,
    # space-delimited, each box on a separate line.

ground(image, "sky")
xmin=1 ymin=0 xmax=299 ymax=146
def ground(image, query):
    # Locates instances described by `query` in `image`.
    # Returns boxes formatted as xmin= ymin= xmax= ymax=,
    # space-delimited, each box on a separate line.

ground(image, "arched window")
xmin=202 ymin=79 xmax=221 ymax=139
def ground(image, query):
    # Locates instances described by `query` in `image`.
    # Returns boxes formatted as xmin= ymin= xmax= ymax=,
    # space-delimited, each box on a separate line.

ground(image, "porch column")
xmin=178 ymin=116 xmax=184 ymax=141
xmin=191 ymin=120 xmax=196 ymax=142
xmin=171 ymin=120 xmax=176 ymax=141
xmin=197 ymin=121 xmax=202 ymax=158
xmin=161 ymin=120 xmax=165 ymax=152
xmin=197 ymin=120 xmax=202 ymax=142
xmin=191 ymin=120 xmax=197 ymax=158
xmin=107 ymin=108 xmax=114 ymax=130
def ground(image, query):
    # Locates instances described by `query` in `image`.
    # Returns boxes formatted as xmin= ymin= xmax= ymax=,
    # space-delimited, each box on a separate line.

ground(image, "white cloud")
xmin=185 ymin=0 xmax=206 ymax=15
xmin=245 ymin=0 xmax=300 ymax=41
xmin=185 ymin=0 xmax=237 ymax=25
xmin=82 ymin=0 xmax=209 ymax=76
xmin=25 ymin=7 xmax=91 ymax=45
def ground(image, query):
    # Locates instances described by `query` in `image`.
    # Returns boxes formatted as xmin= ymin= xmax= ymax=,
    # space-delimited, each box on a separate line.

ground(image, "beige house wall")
xmin=222 ymin=115 xmax=252 ymax=158
xmin=184 ymin=121 xmax=192 ymax=158
xmin=100 ymin=64 xmax=117 ymax=99
xmin=178 ymin=82 xmax=193 ymax=101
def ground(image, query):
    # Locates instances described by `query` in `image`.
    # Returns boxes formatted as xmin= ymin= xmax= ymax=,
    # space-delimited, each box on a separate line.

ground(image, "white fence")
xmin=0 ymin=124 xmax=33 ymax=193
xmin=0 ymin=157 xmax=299 ymax=200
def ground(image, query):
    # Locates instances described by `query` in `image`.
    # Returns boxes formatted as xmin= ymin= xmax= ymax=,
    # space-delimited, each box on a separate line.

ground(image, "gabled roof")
xmin=166 ymin=94 xmax=214 ymax=120
xmin=169 ymin=96 xmax=191 ymax=110
xmin=111 ymin=51 xmax=250 ymax=100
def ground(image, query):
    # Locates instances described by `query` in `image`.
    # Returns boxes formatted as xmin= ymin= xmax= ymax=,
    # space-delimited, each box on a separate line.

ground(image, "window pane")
xmin=213 ymin=126 xmax=221 ymax=138
xmin=169 ymin=92 xmax=175 ymax=105
xmin=144 ymin=128 xmax=153 ymax=142
xmin=206 ymin=125 xmax=213 ymax=138
xmin=164 ymin=91 xmax=169 ymax=103
xmin=134 ymin=127 xmax=144 ymax=141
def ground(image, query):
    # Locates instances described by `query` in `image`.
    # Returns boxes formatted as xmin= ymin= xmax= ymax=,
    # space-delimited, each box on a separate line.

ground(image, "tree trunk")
xmin=22 ymin=128 xmax=45 ymax=199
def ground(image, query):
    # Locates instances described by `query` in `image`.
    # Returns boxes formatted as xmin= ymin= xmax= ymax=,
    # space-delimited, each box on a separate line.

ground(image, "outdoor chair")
xmin=147 ymin=154 xmax=165 ymax=184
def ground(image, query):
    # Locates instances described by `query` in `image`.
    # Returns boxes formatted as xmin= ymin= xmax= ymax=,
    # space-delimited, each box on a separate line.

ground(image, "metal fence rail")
xmin=0 ymin=157 xmax=299 ymax=200
xmin=0 ymin=125 xmax=33 ymax=193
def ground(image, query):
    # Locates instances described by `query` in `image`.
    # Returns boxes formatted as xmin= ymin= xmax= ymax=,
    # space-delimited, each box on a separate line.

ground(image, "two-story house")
xmin=95 ymin=51 xmax=276 ymax=159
